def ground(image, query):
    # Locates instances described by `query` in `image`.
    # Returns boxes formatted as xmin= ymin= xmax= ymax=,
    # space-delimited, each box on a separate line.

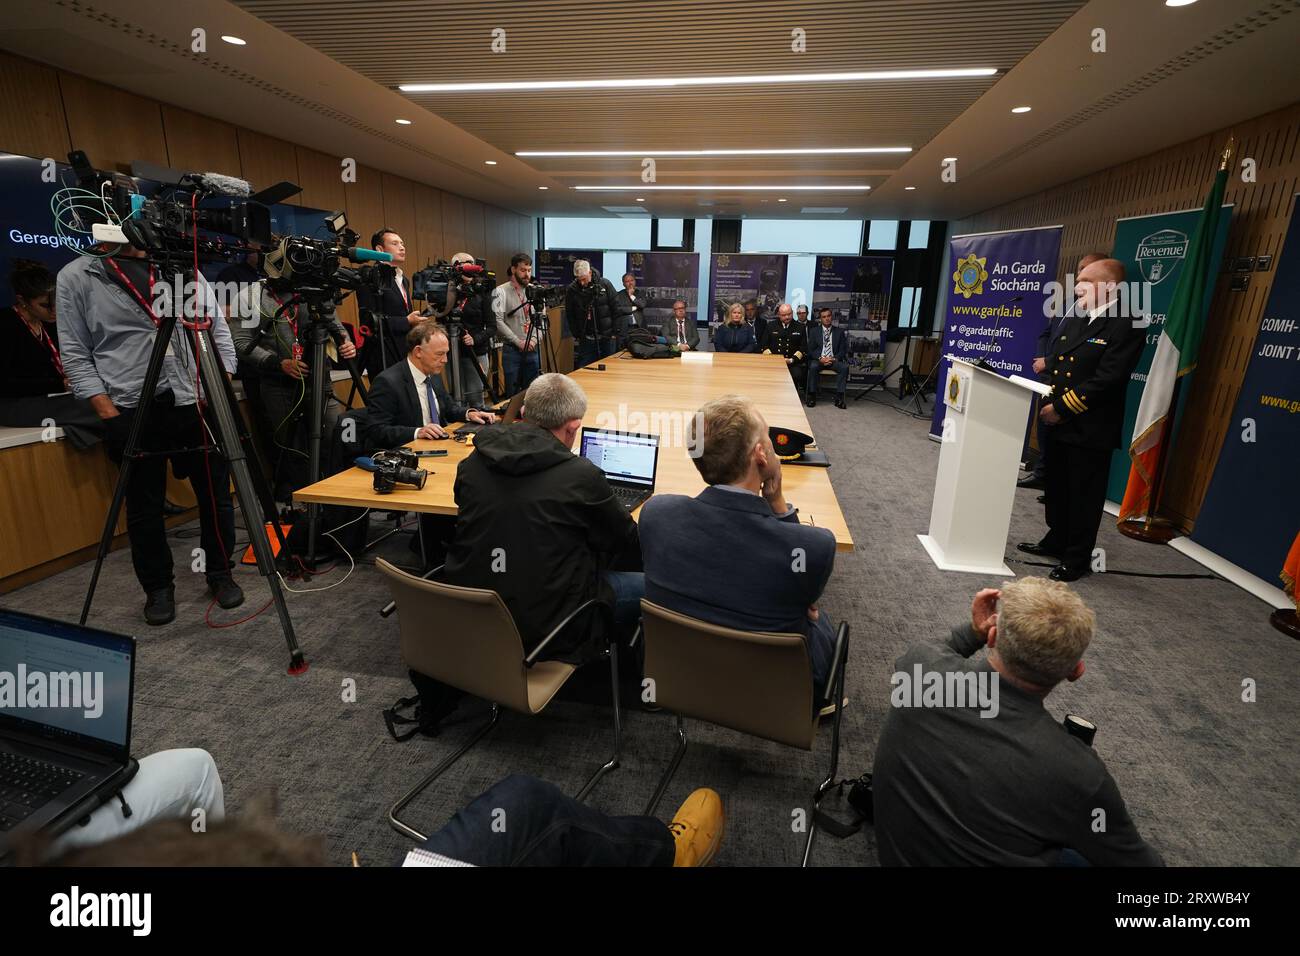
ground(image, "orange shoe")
xmin=669 ymin=788 xmax=724 ymax=867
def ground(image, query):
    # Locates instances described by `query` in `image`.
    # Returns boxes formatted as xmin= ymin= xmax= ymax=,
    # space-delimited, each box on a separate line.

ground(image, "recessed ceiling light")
xmin=400 ymin=68 xmax=997 ymax=94
xmin=573 ymin=185 xmax=870 ymax=192
xmin=220 ymin=35 xmax=246 ymax=46
xmin=515 ymin=146 xmax=912 ymax=157
xmin=395 ymin=118 xmax=412 ymax=125
xmin=777 ymin=198 xmax=788 ymax=202
xmin=942 ymin=157 xmax=957 ymax=162
xmin=1011 ymin=105 xmax=1032 ymax=113
xmin=1165 ymin=0 xmax=1198 ymax=6
xmin=484 ymin=160 xmax=497 ymax=165
xmin=538 ymin=186 xmax=549 ymax=190
xmin=904 ymin=186 xmax=917 ymax=191
xmin=636 ymin=198 xmax=645 ymax=202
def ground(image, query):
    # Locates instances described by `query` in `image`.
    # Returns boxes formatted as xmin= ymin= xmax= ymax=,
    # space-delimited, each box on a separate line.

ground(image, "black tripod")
xmin=268 ymin=290 xmax=370 ymax=571
xmin=505 ymin=298 xmax=555 ymax=394
xmin=851 ymin=332 xmax=934 ymax=415
xmin=79 ymin=258 xmax=307 ymax=674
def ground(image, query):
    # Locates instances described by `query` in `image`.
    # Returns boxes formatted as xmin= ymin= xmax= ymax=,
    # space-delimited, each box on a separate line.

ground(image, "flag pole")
xmin=1119 ymin=137 xmax=1235 ymax=545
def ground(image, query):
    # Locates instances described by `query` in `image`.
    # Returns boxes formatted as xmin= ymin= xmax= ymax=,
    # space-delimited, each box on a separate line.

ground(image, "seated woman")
xmin=713 ymin=301 xmax=758 ymax=353
xmin=0 ymin=259 xmax=102 ymax=448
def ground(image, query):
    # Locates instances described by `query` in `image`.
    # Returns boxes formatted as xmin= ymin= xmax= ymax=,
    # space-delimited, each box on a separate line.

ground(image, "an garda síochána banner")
xmin=930 ymin=226 xmax=1063 ymax=438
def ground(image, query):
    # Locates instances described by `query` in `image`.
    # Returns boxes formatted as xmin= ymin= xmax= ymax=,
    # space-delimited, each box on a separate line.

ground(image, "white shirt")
xmin=407 ymin=357 xmax=440 ymax=439
xmin=394 ymin=268 xmax=409 ymax=309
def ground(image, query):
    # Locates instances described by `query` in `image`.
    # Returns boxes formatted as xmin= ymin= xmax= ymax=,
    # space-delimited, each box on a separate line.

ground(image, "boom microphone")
xmin=193 ymin=172 xmax=253 ymax=198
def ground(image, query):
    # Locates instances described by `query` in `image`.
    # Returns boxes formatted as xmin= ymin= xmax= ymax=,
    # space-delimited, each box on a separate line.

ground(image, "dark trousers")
xmin=575 ymin=336 xmax=615 ymax=369
xmin=806 ymin=359 xmax=849 ymax=396
xmin=255 ymin=375 xmax=339 ymax=504
xmin=1040 ymin=430 xmax=1110 ymax=571
xmin=421 ymin=774 xmax=673 ymax=866
xmin=502 ymin=345 xmax=540 ymax=393
xmin=103 ymin=396 xmax=236 ymax=593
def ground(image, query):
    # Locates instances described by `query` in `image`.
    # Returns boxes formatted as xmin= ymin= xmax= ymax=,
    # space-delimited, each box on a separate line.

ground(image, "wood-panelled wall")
xmin=0 ymin=50 xmax=535 ymax=332
xmin=953 ymin=102 xmax=1300 ymax=528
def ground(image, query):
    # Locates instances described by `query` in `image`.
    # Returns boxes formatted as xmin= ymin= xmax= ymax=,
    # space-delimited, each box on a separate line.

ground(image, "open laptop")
xmin=455 ymin=389 xmax=525 ymax=439
xmin=579 ymin=428 xmax=660 ymax=512
xmin=0 ymin=608 xmax=136 ymax=856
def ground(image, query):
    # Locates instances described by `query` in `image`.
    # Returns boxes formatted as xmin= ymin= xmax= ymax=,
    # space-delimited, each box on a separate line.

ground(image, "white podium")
xmin=918 ymin=358 xmax=1050 ymax=576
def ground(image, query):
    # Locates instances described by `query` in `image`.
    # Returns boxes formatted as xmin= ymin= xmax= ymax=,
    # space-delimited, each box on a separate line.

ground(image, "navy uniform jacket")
xmin=714 ymin=323 xmax=758 ymax=353
xmin=762 ymin=320 xmax=808 ymax=365
xmin=805 ymin=324 xmax=848 ymax=362
xmin=640 ymin=487 xmax=835 ymax=641
xmin=1043 ymin=309 xmax=1144 ymax=450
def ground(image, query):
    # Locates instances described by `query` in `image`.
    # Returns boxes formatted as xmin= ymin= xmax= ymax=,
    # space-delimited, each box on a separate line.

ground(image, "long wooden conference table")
xmin=295 ymin=351 xmax=854 ymax=552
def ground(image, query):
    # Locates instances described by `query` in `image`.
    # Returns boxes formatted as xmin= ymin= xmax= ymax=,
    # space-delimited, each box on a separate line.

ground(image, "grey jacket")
xmin=56 ymin=255 xmax=237 ymax=408
xmin=492 ymin=280 xmax=535 ymax=349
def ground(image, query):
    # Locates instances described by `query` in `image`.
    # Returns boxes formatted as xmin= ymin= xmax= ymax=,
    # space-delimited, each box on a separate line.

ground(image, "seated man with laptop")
xmin=638 ymin=394 xmax=840 ymax=704
xmin=0 ymin=608 xmax=224 ymax=858
xmin=422 ymin=374 xmax=648 ymax=728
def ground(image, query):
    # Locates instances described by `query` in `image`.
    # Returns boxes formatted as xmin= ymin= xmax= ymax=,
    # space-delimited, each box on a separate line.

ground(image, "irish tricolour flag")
xmin=1118 ymin=164 xmax=1229 ymax=523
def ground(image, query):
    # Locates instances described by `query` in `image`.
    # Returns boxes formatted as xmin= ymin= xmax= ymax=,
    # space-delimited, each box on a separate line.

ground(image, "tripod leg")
xmin=304 ymin=330 xmax=330 ymax=572
xmin=196 ymin=328 xmax=306 ymax=673
xmin=80 ymin=314 xmax=178 ymax=625
xmin=213 ymin=368 xmax=288 ymax=555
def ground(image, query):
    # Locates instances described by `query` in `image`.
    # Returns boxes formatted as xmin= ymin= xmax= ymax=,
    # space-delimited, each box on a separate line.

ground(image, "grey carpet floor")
xmin=5 ymin=390 xmax=1297 ymax=866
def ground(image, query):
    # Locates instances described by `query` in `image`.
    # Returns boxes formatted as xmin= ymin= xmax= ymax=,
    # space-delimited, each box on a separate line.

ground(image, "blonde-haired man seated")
xmin=872 ymin=578 xmax=1163 ymax=866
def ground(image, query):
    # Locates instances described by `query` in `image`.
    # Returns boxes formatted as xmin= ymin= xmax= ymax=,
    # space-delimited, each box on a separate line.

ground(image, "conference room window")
xmin=867 ymin=219 xmax=900 ymax=251
xmin=739 ymin=218 xmax=863 ymax=255
xmin=654 ymin=218 xmax=686 ymax=248
xmin=907 ymin=220 xmax=932 ymax=249
xmin=897 ymin=285 xmax=923 ymax=329
xmin=543 ymin=217 xmax=651 ymax=251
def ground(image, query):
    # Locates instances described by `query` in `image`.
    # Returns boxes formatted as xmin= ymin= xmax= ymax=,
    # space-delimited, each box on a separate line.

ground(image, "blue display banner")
xmin=812 ymin=255 xmax=895 ymax=382
xmin=929 ymin=225 xmax=1063 ymax=438
xmin=1191 ymin=196 xmax=1300 ymax=585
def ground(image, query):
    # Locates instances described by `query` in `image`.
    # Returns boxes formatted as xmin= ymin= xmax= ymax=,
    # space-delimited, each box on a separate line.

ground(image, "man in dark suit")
xmin=639 ymin=395 xmax=839 ymax=702
xmin=662 ymin=299 xmax=699 ymax=351
xmin=613 ymin=273 xmax=647 ymax=348
xmin=1021 ymin=252 xmax=1107 ymax=492
xmin=743 ymin=298 xmax=765 ymax=345
xmin=805 ymin=307 xmax=849 ymax=408
xmin=362 ymin=321 xmax=496 ymax=451
xmin=761 ymin=302 xmax=807 ymax=392
xmin=356 ymin=228 xmax=422 ymax=375
xmin=1018 ymin=259 xmax=1143 ymax=581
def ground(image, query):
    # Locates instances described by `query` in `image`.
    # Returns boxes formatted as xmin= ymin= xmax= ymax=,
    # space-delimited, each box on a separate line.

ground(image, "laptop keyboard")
xmin=0 ymin=752 xmax=85 ymax=830
xmin=612 ymin=486 xmax=651 ymax=511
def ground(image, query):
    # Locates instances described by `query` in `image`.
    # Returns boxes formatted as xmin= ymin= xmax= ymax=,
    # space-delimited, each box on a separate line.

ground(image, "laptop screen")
xmin=580 ymin=429 xmax=659 ymax=489
xmin=0 ymin=608 xmax=133 ymax=756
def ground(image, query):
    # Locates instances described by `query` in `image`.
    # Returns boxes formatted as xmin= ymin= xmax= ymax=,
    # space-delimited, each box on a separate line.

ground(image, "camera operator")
xmin=613 ymin=272 xmax=647 ymax=348
xmin=231 ymin=280 xmax=357 ymax=505
xmin=565 ymin=260 xmax=619 ymax=368
xmin=434 ymin=251 xmax=495 ymax=406
xmin=56 ymin=244 xmax=244 ymax=626
xmin=356 ymin=228 xmax=420 ymax=375
xmin=492 ymin=253 xmax=541 ymax=392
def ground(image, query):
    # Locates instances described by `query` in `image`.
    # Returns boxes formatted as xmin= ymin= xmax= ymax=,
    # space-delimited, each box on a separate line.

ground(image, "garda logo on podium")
xmin=952 ymin=253 xmax=989 ymax=299
xmin=945 ymin=366 xmax=970 ymax=412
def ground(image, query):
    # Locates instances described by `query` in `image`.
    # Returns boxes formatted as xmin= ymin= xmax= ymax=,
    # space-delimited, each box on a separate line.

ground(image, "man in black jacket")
xmin=805 ymin=308 xmax=849 ymax=408
xmin=761 ymin=303 xmax=807 ymax=392
xmin=444 ymin=373 xmax=644 ymax=663
xmin=356 ymin=228 xmax=421 ymax=375
xmin=1017 ymin=259 xmax=1143 ymax=581
xmin=565 ymin=260 xmax=619 ymax=368
xmin=613 ymin=272 xmax=647 ymax=348
xmin=361 ymin=321 xmax=495 ymax=451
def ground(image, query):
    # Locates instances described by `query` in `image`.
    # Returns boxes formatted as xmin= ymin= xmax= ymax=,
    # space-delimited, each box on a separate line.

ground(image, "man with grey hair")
xmin=872 ymin=578 xmax=1163 ymax=866
xmin=565 ymin=259 xmax=619 ymax=368
xmin=441 ymin=373 xmax=644 ymax=706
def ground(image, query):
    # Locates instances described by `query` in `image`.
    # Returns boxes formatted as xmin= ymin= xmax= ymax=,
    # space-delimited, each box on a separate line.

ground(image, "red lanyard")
xmin=28 ymin=321 xmax=65 ymax=379
xmin=267 ymin=289 xmax=303 ymax=361
xmin=106 ymin=258 xmax=159 ymax=328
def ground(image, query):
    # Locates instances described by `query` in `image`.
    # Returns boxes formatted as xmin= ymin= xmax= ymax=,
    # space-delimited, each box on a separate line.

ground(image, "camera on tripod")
xmin=525 ymin=280 xmax=565 ymax=312
xmin=262 ymin=210 xmax=394 ymax=302
xmin=411 ymin=258 xmax=497 ymax=312
xmin=370 ymin=450 xmax=428 ymax=494
xmin=66 ymin=150 xmax=272 ymax=261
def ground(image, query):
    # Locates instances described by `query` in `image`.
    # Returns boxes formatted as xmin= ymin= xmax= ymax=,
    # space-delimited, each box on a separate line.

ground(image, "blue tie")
xmin=424 ymin=376 xmax=442 ymax=426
